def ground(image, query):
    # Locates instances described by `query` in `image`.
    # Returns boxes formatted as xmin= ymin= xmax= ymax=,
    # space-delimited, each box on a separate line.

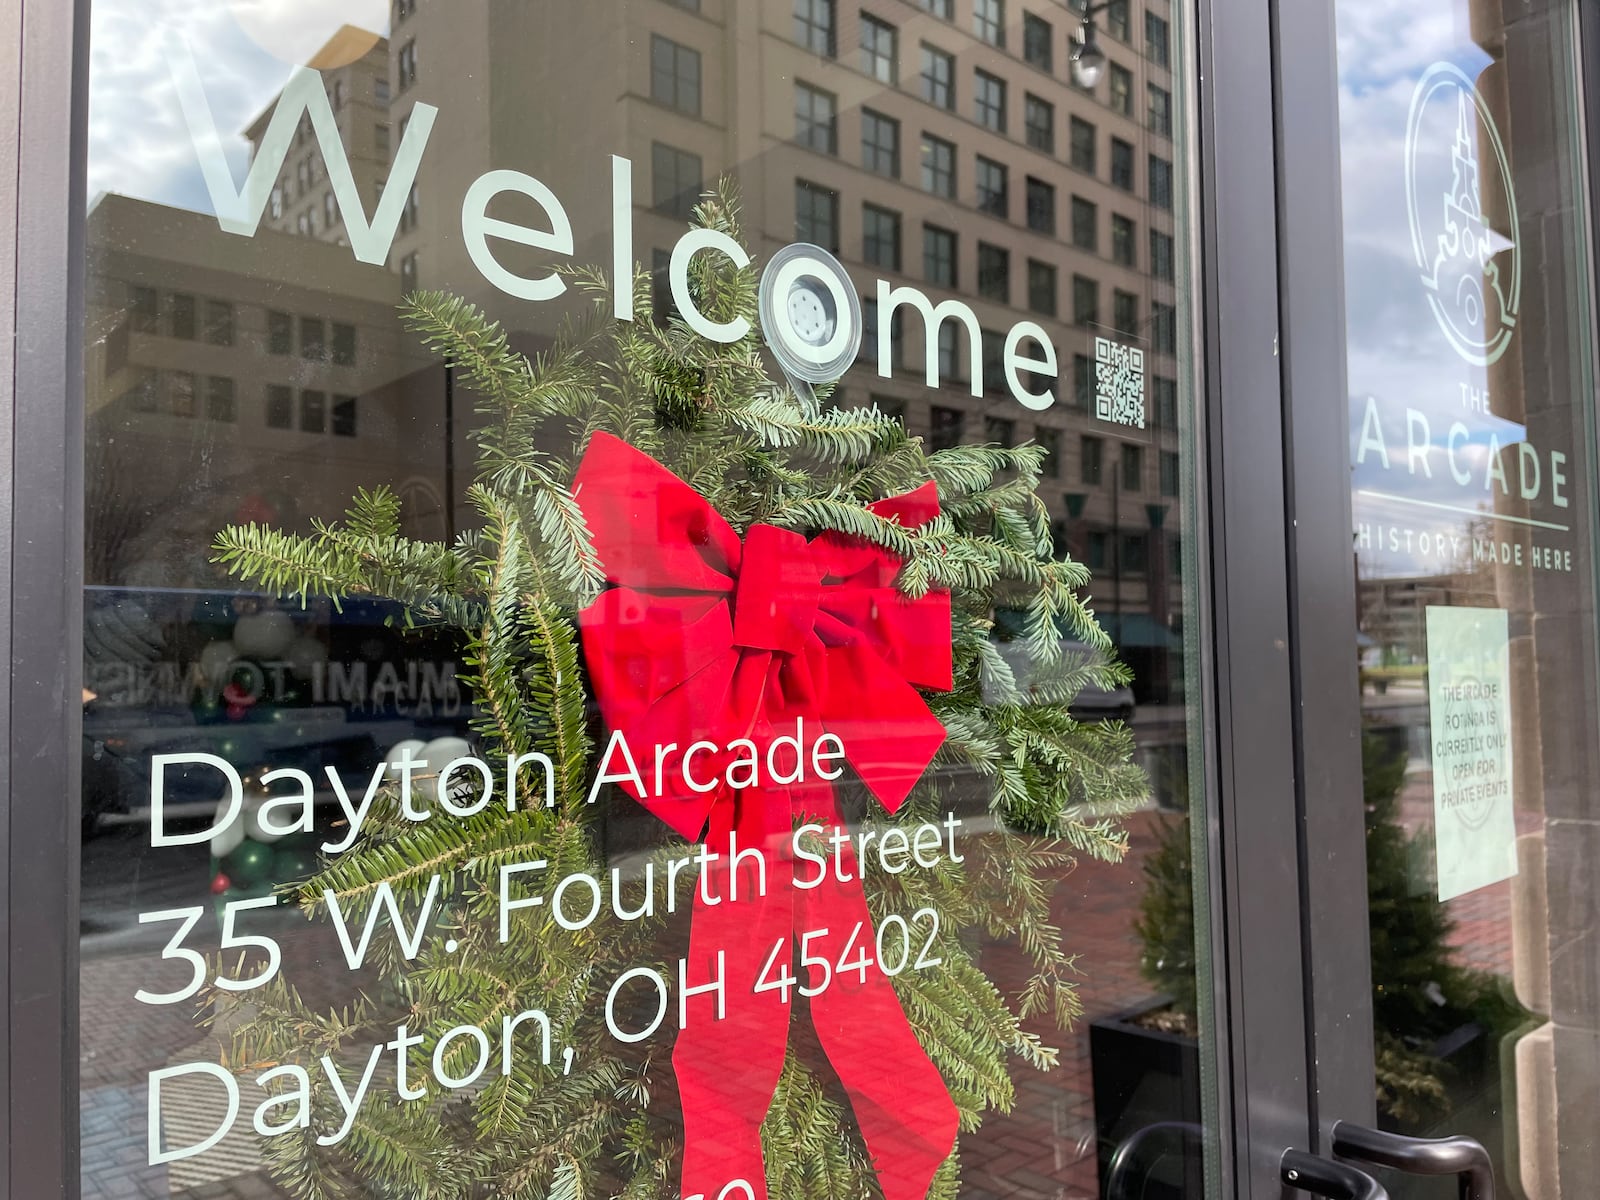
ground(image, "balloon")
xmin=199 ymin=641 xmax=238 ymax=688
xmin=242 ymin=797 xmax=287 ymax=844
xmin=385 ymin=738 xmax=426 ymax=766
xmin=273 ymin=846 xmax=320 ymax=880
xmin=226 ymin=839 xmax=275 ymax=885
xmin=420 ymin=736 xmax=474 ymax=805
xmin=209 ymin=800 xmax=246 ymax=857
xmin=210 ymin=872 xmax=231 ymax=894
xmin=233 ymin=610 xmax=295 ymax=659
xmin=285 ymin=637 xmax=328 ymax=681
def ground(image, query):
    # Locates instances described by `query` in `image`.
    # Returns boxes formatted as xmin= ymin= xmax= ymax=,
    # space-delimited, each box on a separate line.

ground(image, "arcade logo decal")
xmin=1405 ymin=62 xmax=1520 ymax=367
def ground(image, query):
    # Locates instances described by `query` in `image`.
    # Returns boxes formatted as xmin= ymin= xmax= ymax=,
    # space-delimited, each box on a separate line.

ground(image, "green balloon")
xmin=274 ymin=846 xmax=320 ymax=880
xmin=225 ymin=839 xmax=275 ymax=885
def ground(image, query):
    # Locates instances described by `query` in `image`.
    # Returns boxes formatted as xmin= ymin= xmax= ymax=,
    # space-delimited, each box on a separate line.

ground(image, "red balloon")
xmin=210 ymin=872 xmax=231 ymax=894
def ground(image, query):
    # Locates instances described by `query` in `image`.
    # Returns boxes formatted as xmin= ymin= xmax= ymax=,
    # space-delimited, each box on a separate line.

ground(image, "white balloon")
xmin=420 ymin=736 xmax=474 ymax=805
xmin=210 ymin=797 xmax=246 ymax=858
xmin=199 ymin=641 xmax=239 ymax=687
xmin=386 ymin=738 xmax=426 ymax=766
xmin=242 ymin=796 xmax=287 ymax=844
xmin=285 ymin=636 xmax=329 ymax=681
xmin=233 ymin=611 xmax=296 ymax=659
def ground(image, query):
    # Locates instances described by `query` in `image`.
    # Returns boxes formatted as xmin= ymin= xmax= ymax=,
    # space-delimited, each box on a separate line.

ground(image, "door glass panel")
xmin=1336 ymin=0 xmax=1600 ymax=1193
xmin=78 ymin=4 xmax=1218 ymax=1199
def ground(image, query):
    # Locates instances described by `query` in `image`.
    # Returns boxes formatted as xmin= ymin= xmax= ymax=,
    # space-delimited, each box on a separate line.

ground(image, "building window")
xmin=651 ymin=36 xmax=702 ymax=115
xmin=1073 ymin=352 xmax=1093 ymax=409
xmin=1154 ymin=375 xmax=1178 ymax=425
xmin=795 ymin=0 xmax=837 ymax=57
xmin=653 ymin=143 xmax=704 ymax=220
xmin=1027 ymin=259 xmax=1057 ymax=316
xmin=795 ymin=180 xmax=840 ymax=252
xmin=1109 ymin=63 xmax=1133 ymax=115
xmin=921 ymin=133 xmax=955 ymax=197
xmin=863 ymin=204 xmax=902 ymax=271
xmin=974 ymin=69 xmax=1006 ymax=133
xmin=1150 ymin=154 xmax=1173 ymax=208
xmin=1106 ymin=0 xmax=1131 ymax=40
xmin=1072 ymin=274 xmax=1098 ymax=325
xmin=300 ymin=389 xmax=326 ymax=433
xmin=267 ymin=310 xmax=292 ymax=355
xmin=400 ymin=183 xmax=421 ymax=233
xmin=1023 ymin=13 xmax=1052 ymax=70
xmin=981 ymin=330 xmax=1006 ymax=392
xmin=375 ymin=123 xmax=391 ymax=158
xmin=1121 ymin=444 xmax=1143 ymax=492
xmin=920 ymin=45 xmax=955 ymax=110
xmin=160 ymin=372 xmax=194 ymax=417
xmin=1086 ymin=529 xmax=1109 ymax=570
xmin=1071 ymin=196 xmax=1097 ymax=250
xmin=1121 ymin=531 xmax=1149 ymax=573
xmin=324 ymin=191 xmax=339 ymax=228
xmin=860 ymin=14 xmax=897 ymax=83
xmin=1024 ymin=94 xmax=1054 ymax=152
xmin=1070 ymin=116 xmax=1096 ymax=172
xmin=795 ymin=83 xmax=838 ymax=154
xmin=861 ymin=299 xmax=880 ymax=364
xmin=975 ymin=156 xmax=1008 ymax=218
xmin=398 ymin=40 xmax=418 ymax=91
xmin=299 ymin=317 xmax=326 ymax=361
xmin=269 ymin=186 xmax=284 ymax=219
xmin=168 ymin=293 xmax=196 ymax=340
xmin=202 ymin=300 xmax=234 ymax=347
xmin=1146 ymin=11 xmax=1170 ymax=66
xmin=985 ymin=413 xmax=1015 ymax=446
xmin=1111 ymin=137 xmax=1135 ymax=190
xmin=332 ymin=322 xmax=357 ymax=367
xmin=1152 ymin=300 xmax=1177 ymax=354
xmin=374 ymin=76 xmax=390 ymax=103
xmin=333 ymin=395 xmax=358 ymax=438
xmin=1081 ymin=435 xmax=1103 ymax=484
xmin=1026 ymin=176 xmax=1055 ymax=233
xmin=920 ymin=0 xmax=953 ymax=17
xmin=924 ymin=225 xmax=957 ymax=287
xmin=974 ymin=0 xmax=1005 ymax=47
xmin=1149 ymin=84 xmax=1172 ymax=136
xmin=1151 ymin=229 xmax=1175 ymax=281
xmin=977 ymin=243 xmax=1009 ymax=302
xmin=197 ymin=375 xmax=231 ymax=421
xmin=930 ymin=405 xmax=964 ymax=450
xmin=1037 ymin=427 xmax=1061 ymax=477
xmin=1160 ymin=449 xmax=1180 ymax=497
xmin=130 ymin=285 xmax=159 ymax=333
xmin=1111 ymin=214 xmax=1136 ymax=266
xmin=1113 ymin=289 xmax=1138 ymax=336
xmin=400 ymin=252 xmax=418 ymax=291
xmin=861 ymin=109 xmax=900 ymax=176
xmin=265 ymin=384 xmax=293 ymax=428
xmin=938 ymin=323 xmax=960 ymax=378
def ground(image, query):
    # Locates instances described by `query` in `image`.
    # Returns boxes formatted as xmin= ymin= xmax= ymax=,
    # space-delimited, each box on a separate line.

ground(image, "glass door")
xmin=72 ymin=3 xmax=1235 ymax=1200
xmin=1314 ymin=0 xmax=1600 ymax=1194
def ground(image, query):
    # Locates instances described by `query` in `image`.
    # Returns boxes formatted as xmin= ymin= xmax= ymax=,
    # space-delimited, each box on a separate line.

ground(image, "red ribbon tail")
xmin=675 ymin=834 xmax=794 ymax=1200
xmin=802 ymin=834 xmax=960 ymax=1200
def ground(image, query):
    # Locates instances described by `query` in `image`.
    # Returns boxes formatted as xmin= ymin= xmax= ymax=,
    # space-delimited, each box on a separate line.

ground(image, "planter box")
xmin=1089 ymin=998 xmax=1204 ymax=1200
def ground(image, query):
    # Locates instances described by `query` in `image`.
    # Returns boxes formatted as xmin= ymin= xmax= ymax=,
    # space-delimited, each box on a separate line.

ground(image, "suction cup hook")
xmin=758 ymin=243 xmax=862 ymax=410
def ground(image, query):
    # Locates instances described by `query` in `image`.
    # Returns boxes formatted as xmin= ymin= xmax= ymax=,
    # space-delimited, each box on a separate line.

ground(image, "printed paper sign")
xmin=1427 ymin=605 xmax=1517 ymax=900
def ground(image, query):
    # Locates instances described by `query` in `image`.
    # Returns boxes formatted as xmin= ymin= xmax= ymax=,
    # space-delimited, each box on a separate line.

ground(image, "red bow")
xmin=573 ymin=433 xmax=959 ymax=1200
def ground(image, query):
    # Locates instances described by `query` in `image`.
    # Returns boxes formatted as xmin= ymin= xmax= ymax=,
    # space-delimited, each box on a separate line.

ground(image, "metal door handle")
xmin=1331 ymin=1121 xmax=1493 ymax=1200
xmin=1281 ymin=1149 xmax=1389 ymax=1200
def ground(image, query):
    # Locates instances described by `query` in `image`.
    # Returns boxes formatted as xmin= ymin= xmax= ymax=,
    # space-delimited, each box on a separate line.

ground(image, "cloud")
xmin=86 ymin=0 xmax=386 ymax=213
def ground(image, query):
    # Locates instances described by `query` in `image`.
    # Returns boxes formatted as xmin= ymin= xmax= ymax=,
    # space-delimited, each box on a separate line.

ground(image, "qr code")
xmin=1095 ymin=337 xmax=1145 ymax=429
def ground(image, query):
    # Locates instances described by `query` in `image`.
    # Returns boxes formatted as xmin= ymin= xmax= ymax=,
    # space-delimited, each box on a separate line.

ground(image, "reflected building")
xmin=92 ymin=0 xmax=1185 ymax=698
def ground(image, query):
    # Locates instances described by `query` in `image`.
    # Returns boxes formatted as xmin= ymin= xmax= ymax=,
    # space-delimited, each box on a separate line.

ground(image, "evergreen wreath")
xmin=209 ymin=182 xmax=1149 ymax=1200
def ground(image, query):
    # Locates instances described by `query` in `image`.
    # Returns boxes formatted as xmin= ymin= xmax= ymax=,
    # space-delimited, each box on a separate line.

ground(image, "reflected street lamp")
xmin=1071 ymin=3 xmax=1113 ymax=88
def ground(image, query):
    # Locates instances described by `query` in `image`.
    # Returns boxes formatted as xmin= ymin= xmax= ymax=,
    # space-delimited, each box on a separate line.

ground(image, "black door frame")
xmin=0 ymin=0 xmax=1441 ymax=1194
